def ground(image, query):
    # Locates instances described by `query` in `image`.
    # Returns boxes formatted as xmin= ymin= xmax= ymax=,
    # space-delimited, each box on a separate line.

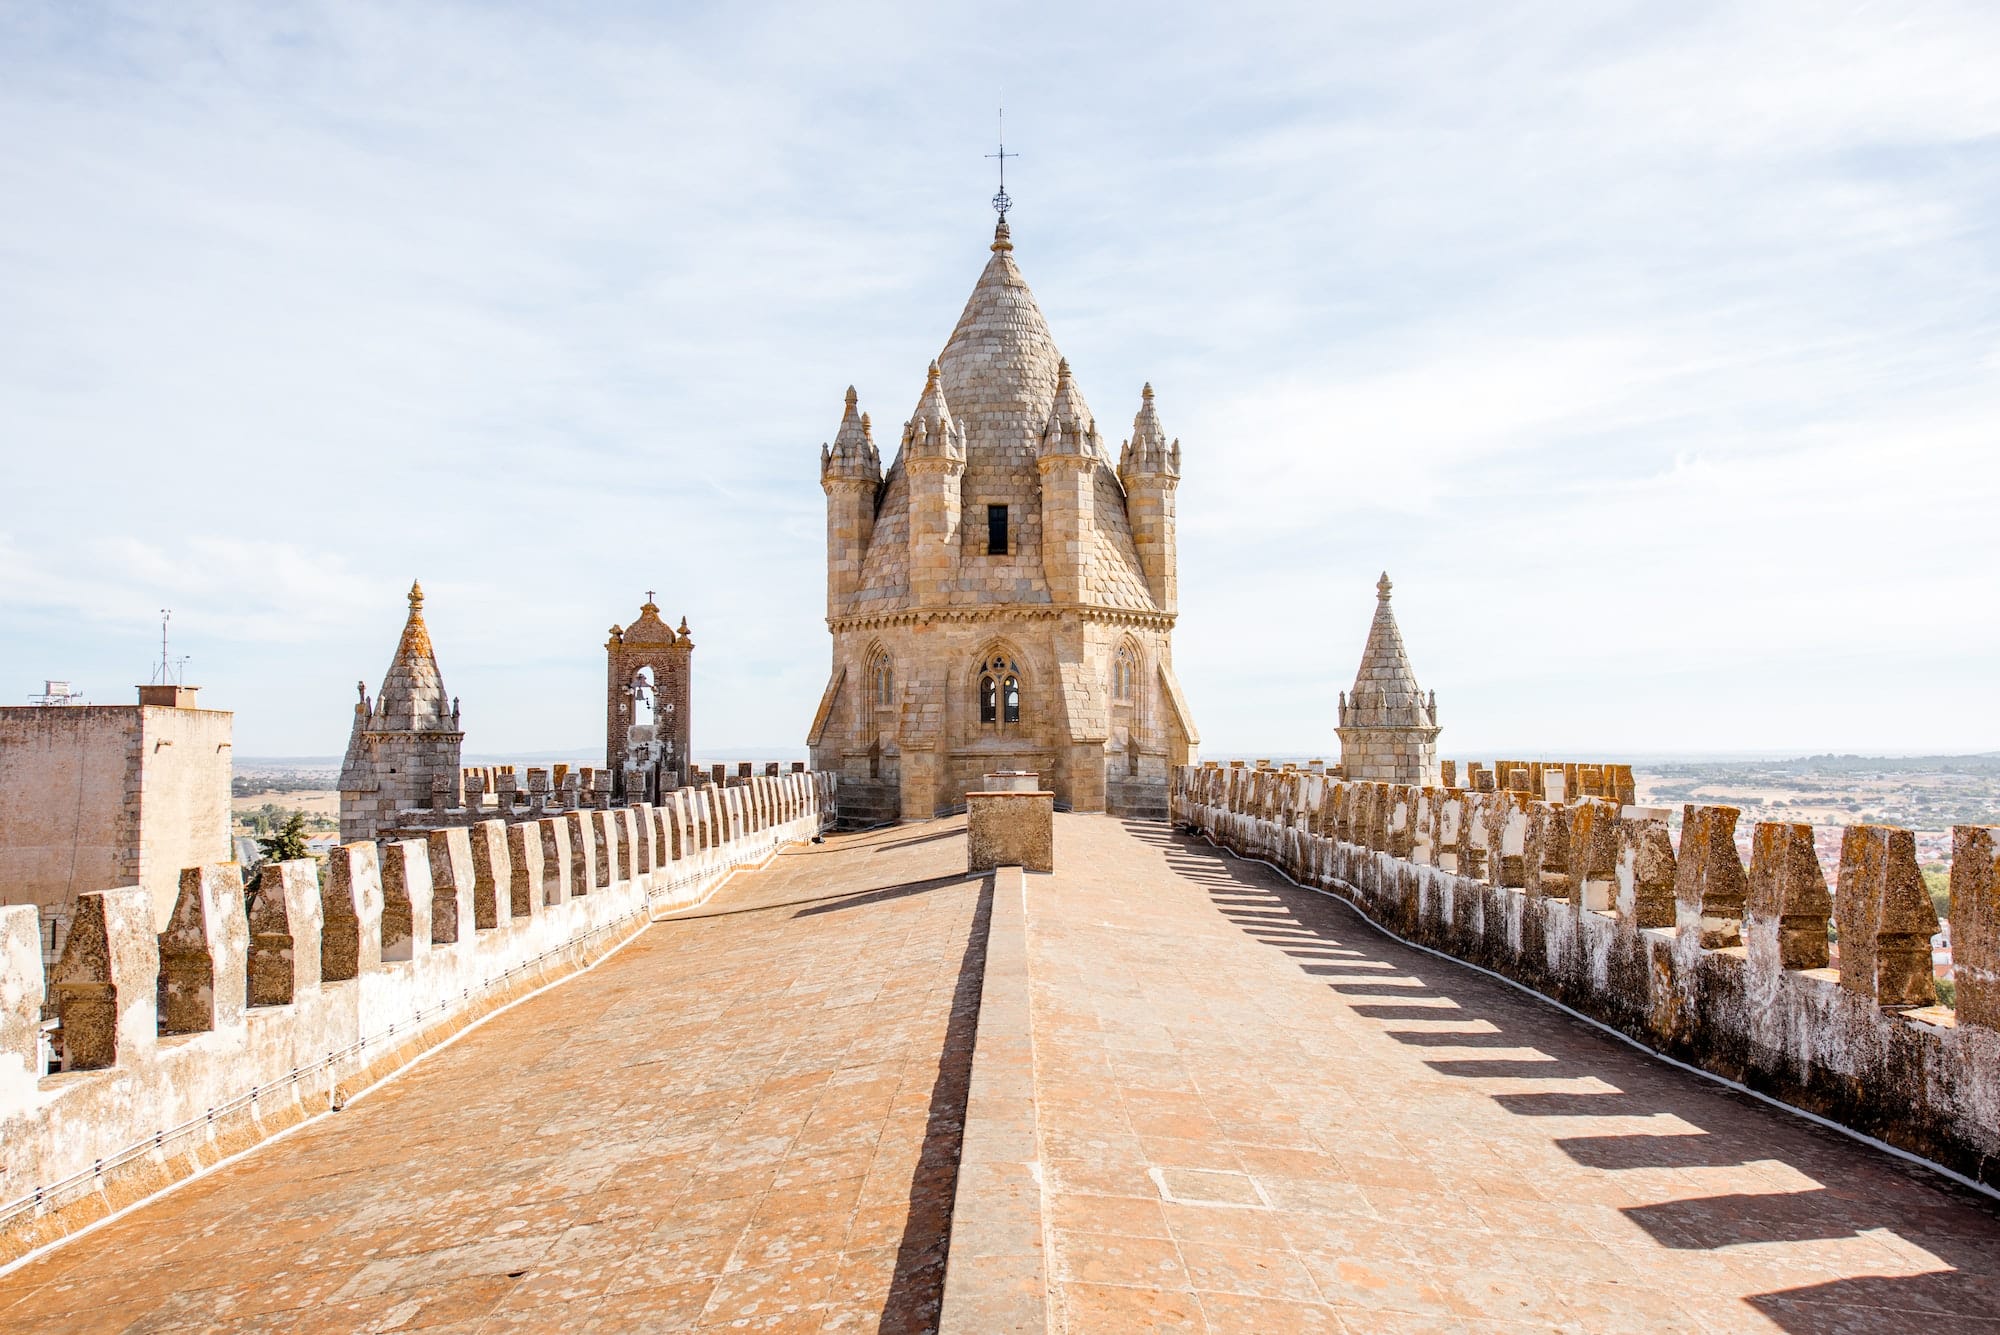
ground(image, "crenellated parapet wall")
xmin=369 ymin=759 xmax=811 ymax=835
xmin=0 ymin=769 xmax=836 ymax=1261
xmin=1173 ymin=762 xmax=2000 ymax=1189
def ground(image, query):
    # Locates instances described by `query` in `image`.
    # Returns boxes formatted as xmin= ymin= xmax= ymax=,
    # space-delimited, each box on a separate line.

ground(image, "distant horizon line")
xmin=234 ymin=745 xmax=2000 ymax=768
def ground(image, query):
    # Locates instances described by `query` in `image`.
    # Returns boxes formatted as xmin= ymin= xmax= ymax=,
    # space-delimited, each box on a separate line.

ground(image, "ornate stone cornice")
xmin=828 ymin=603 xmax=1176 ymax=634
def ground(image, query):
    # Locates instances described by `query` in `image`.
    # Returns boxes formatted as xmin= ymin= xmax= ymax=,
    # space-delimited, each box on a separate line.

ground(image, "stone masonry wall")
xmin=1174 ymin=762 xmax=2000 ymax=1189
xmin=0 ymin=705 xmax=232 ymax=966
xmin=0 ymin=770 xmax=836 ymax=1262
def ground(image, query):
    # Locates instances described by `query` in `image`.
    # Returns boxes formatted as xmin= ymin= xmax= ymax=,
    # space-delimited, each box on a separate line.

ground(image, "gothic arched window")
xmin=1113 ymin=644 xmax=1138 ymax=702
xmin=870 ymin=651 xmax=893 ymax=708
xmin=977 ymin=653 xmax=1022 ymax=727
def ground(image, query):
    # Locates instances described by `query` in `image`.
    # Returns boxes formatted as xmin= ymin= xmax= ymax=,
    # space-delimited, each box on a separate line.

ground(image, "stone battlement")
xmin=1232 ymin=756 xmax=1637 ymax=804
xmin=364 ymin=760 xmax=812 ymax=835
xmin=1173 ymin=763 xmax=2000 ymax=1189
xmin=0 ymin=770 xmax=835 ymax=1261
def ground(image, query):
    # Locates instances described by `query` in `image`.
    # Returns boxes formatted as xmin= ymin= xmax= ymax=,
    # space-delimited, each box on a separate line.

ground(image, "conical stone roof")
xmin=370 ymin=581 xmax=453 ymax=732
xmin=937 ymin=219 xmax=1065 ymax=460
xmin=1346 ymin=573 xmax=1431 ymax=727
xmin=845 ymin=219 xmax=1158 ymax=615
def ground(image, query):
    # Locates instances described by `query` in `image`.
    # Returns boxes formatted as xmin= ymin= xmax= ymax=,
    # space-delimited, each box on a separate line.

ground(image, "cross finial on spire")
xmin=986 ymin=107 xmax=1016 ymax=219
xmin=645 ymin=589 xmax=656 ymax=606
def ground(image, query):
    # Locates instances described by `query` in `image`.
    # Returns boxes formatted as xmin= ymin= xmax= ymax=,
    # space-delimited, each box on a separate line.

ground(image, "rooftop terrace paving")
xmin=1 ymin=815 xmax=1995 ymax=1332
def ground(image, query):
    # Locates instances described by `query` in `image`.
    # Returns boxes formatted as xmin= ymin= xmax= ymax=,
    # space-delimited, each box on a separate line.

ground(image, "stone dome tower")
xmin=1336 ymin=573 xmax=1441 ymax=783
xmin=811 ymin=217 xmax=1198 ymax=819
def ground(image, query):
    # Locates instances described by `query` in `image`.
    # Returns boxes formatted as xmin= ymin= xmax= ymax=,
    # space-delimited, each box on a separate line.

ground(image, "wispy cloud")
xmin=1 ymin=1 xmax=1995 ymax=755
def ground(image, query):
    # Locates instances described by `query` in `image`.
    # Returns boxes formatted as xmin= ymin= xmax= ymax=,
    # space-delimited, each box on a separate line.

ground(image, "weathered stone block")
xmin=1836 ymin=824 xmax=1939 ymax=1007
xmin=1524 ymin=802 xmax=1573 ymax=902
xmin=1567 ymin=799 xmax=1620 ymax=912
xmin=249 ymin=859 xmax=323 ymax=1006
xmin=322 ymin=842 xmax=384 ymax=981
xmin=158 ymin=864 xmax=248 ymax=1035
xmin=1746 ymin=822 xmax=1832 ymax=974
xmin=1615 ymin=807 xmax=1676 ymax=928
xmin=379 ymin=839 xmax=432 ymax=962
xmin=1951 ymin=824 xmax=1999 ymax=1029
xmin=507 ymin=823 xmax=544 ymax=919
xmin=540 ymin=817 xmax=573 ymax=906
xmin=592 ymin=810 xmax=618 ymax=888
xmin=1481 ymin=791 xmax=1529 ymax=888
xmin=1676 ymin=805 xmax=1747 ymax=947
xmin=615 ymin=808 xmax=640 ymax=878
xmin=1386 ymin=785 xmax=1416 ymax=859
xmin=630 ymin=803 xmax=655 ymax=874
xmin=967 ymin=791 xmax=1054 ymax=874
xmin=53 ymin=887 xmax=157 ymax=1071
xmin=427 ymin=827 xmax=476 ymax=943
xmin=563 ymin=811 xmax=595 ymax=894
xmin=468 ymin=819 xmax=512 ymax=930
xmin=0 ymin=905 xmax=45 ymax=1104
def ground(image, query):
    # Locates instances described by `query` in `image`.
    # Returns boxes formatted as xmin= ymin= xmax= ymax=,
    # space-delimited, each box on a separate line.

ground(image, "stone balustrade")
xmin=1173 ymin=762 xmax=2000 ymax=1191
xmin=0 ymin=770 xmax=835 ymax=1260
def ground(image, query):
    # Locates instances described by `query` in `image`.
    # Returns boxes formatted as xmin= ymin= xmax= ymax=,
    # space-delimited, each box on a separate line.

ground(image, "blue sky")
xmin=3 ymin=1 xmax=1997 ymax=759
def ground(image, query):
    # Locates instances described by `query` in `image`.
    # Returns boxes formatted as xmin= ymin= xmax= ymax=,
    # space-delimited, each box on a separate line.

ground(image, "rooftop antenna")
xmin=150 ymin=608 xmax=189 ymax=686
xmin=986 ymin=106 xmax=1016 ymax=219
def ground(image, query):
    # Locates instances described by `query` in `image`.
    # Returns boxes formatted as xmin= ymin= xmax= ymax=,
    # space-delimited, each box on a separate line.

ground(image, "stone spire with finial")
xmin=821 ymin=384 xmax=880 ymax=484
xmin=338 ymin=579 xmax=464 ymax=842
xmin=1039 ymin=357 xmax=1099 ymax=460
xmin=902 ymin=359 xmax=965 ymax=465
xmin=371 ymin=579 xmax=451 ymax=731
xmin=1120 ymin=381 xmax=1180 ymax=482
xmin=1336 ymin=572 xmax=1441 ymax=783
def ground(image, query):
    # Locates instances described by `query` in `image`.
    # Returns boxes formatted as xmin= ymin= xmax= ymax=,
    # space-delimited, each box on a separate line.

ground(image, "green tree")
xmin=257 ymin=811 xmax=312 ymax=864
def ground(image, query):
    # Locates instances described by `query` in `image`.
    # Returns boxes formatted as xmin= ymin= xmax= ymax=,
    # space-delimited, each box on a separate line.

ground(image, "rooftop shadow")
xmin=881 ymin=874 xmax=992 ymax=1327
xmin=792 ymin=872 xmax=975 ymax=918
xmin=1157 ymin=824 xmax=2000 ymax=1329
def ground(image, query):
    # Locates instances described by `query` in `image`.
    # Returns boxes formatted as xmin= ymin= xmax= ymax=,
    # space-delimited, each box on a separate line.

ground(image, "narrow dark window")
xmin=1002 ymin=675 xmax=1021 ymax=724
xmin=987 ymin=504 xmax=1008 ymax=555
xmin=980 ymin=675 xmax=998 ymax=724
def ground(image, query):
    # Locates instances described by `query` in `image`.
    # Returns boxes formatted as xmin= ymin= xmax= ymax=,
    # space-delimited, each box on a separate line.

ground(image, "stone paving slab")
xmin=1026 ymin=816 xmax=2000 ymax=1333
xmin=0 ymin=821 xmax=982 ymax=1333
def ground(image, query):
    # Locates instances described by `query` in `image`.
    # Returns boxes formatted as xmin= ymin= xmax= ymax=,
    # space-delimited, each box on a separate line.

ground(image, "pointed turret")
xmin=1120 ymin=382 xmax=1182 ymax=614
xmin=902 ymin=360 xmax=965 ymax=464
xmin=1038 ymin=358 xmax=1100 ymax=460
xmin=1335 ymin=573 xmax=1441 ymax=783
xmin=338 ymin=581 xmax=466 ymax=842
xmin=822 ymin=386 xmax=883 ymax=618
xmin=1119 ymin=383 xmax=1180 ymax=482
xmin=905 ymin=360 xmax=966 ymax=606
xmin=371 ymin=581 xmax=453 ymax=731
xmin=1038 ymin=357 xmax=1100 ymax=604
xmin=821 ymin=386 xmax=881 ymax=485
